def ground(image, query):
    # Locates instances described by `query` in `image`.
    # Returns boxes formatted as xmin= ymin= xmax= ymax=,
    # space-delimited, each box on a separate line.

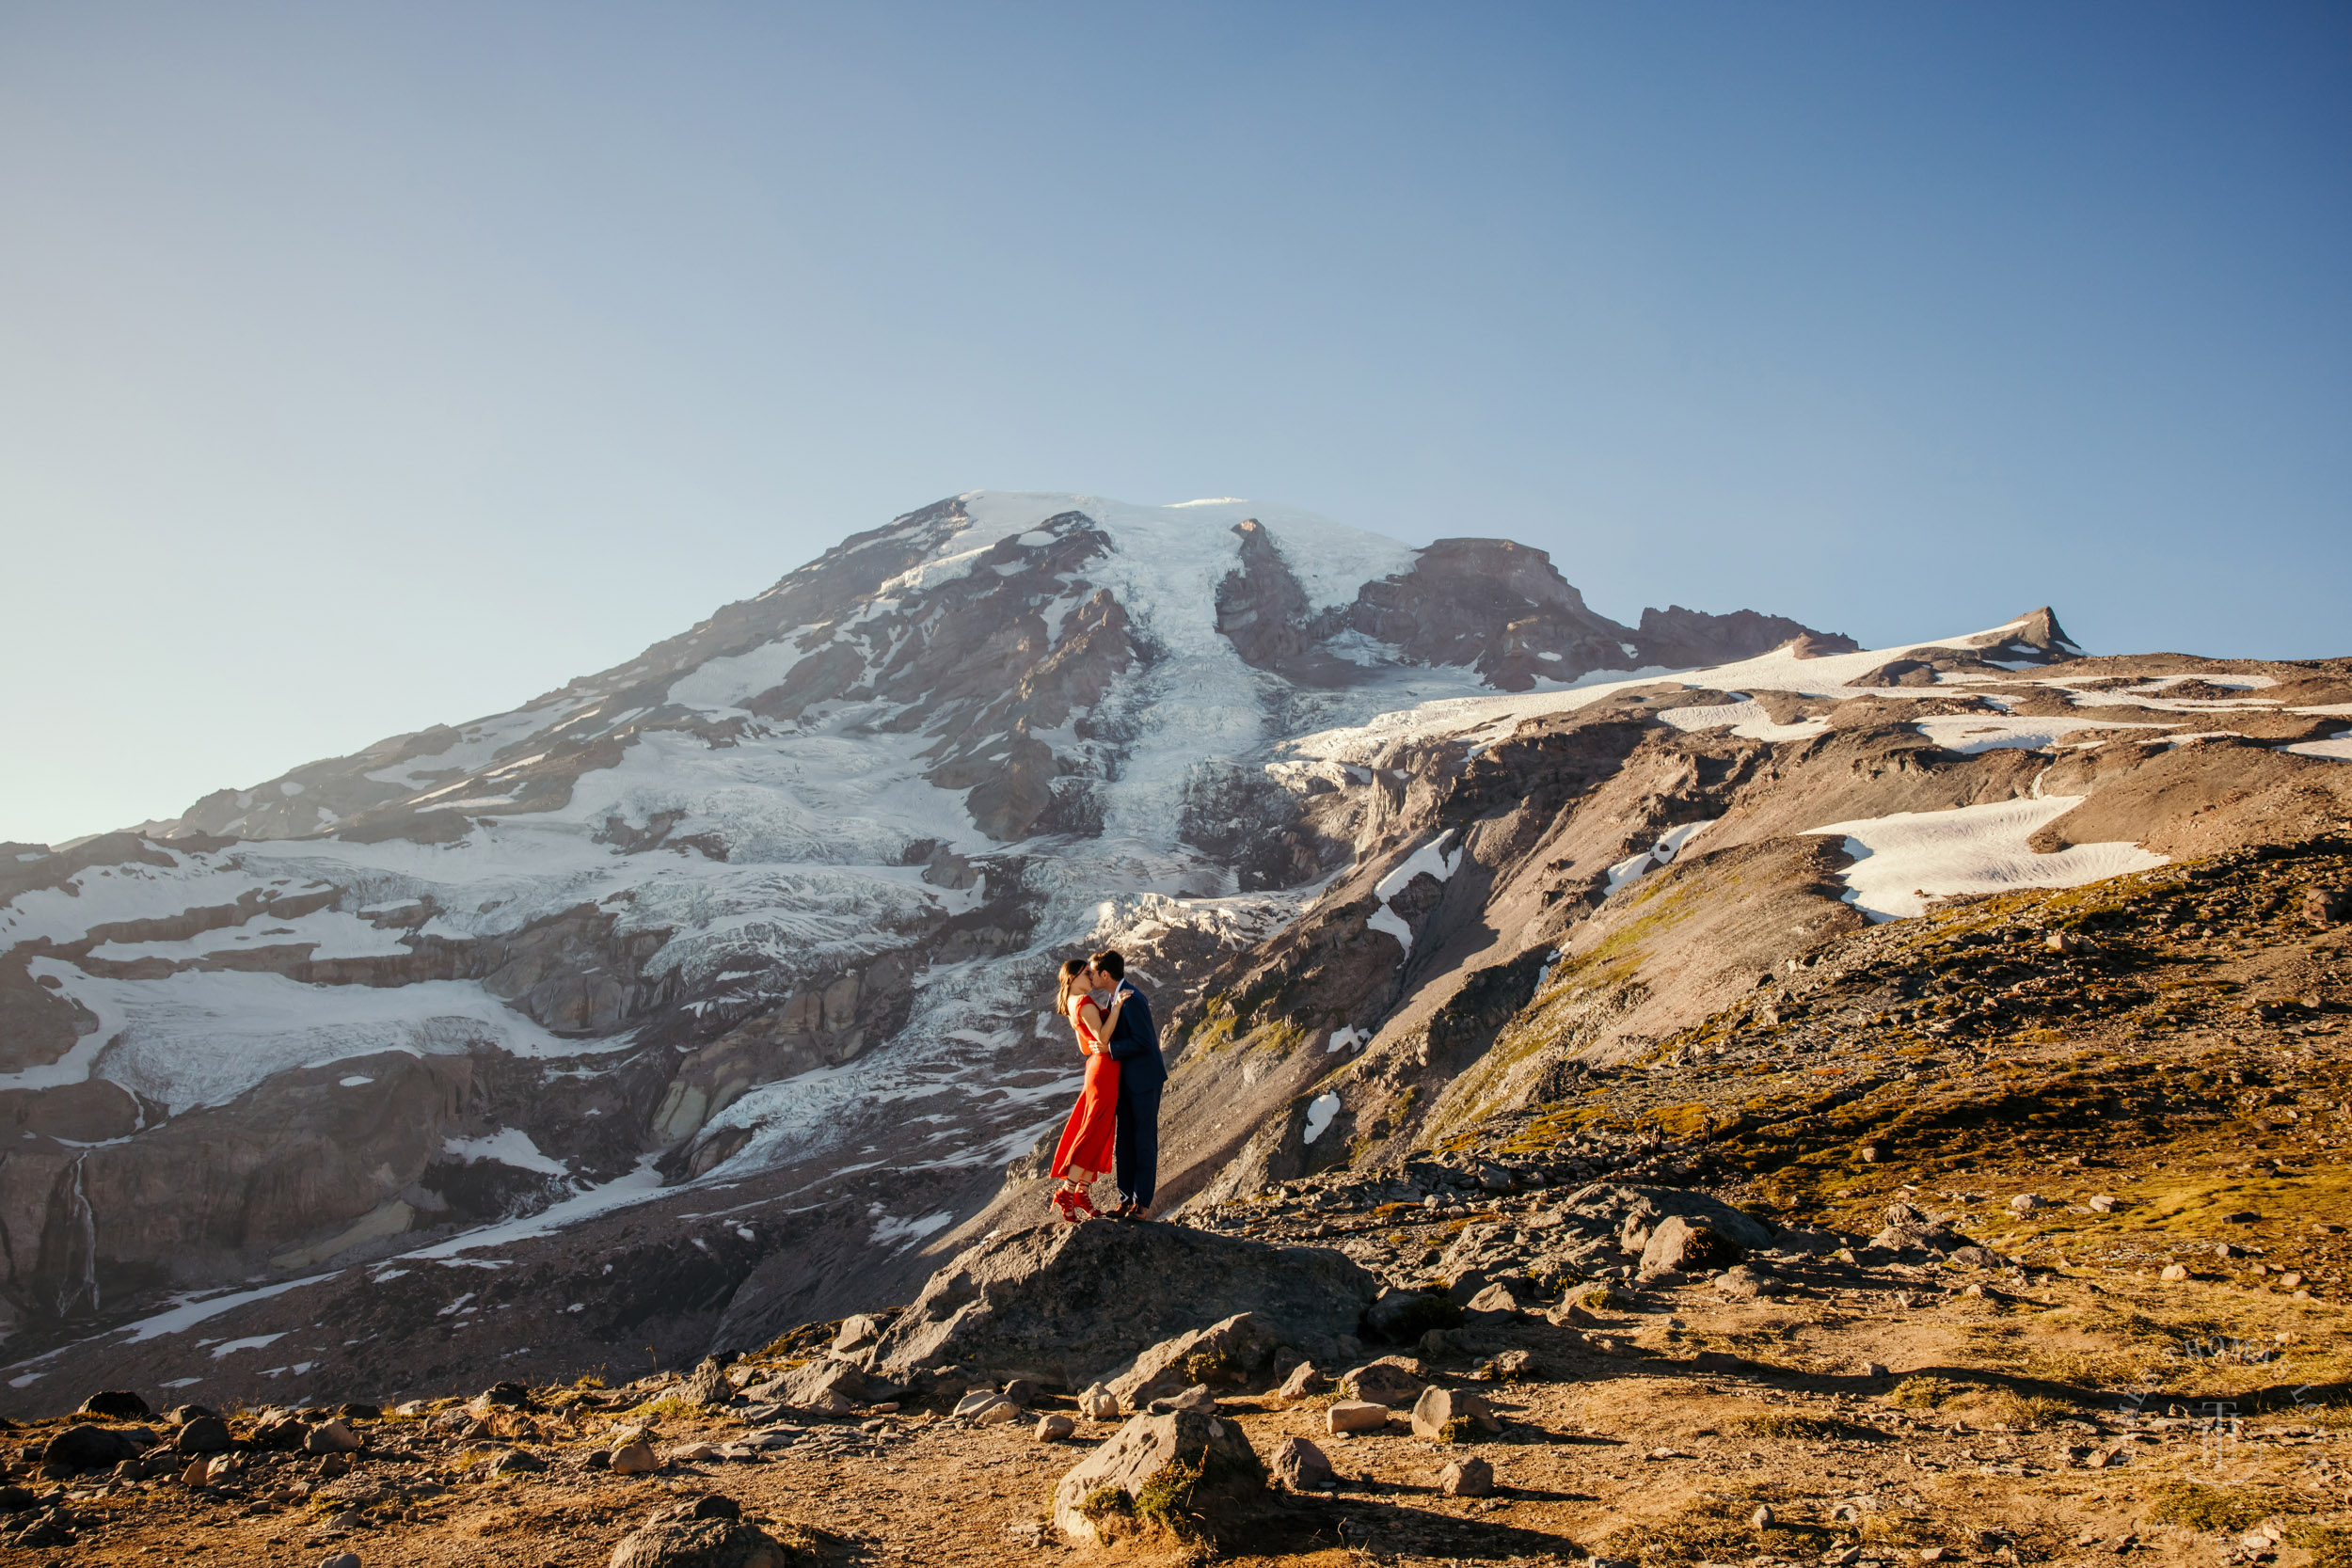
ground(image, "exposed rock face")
xmin=871 ymin=1221 xmax=1380 ymax=1389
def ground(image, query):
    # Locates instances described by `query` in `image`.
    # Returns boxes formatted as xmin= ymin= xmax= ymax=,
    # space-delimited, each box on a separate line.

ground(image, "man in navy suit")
xmin=1089 ymin=948 xmax=1164 ymax=1221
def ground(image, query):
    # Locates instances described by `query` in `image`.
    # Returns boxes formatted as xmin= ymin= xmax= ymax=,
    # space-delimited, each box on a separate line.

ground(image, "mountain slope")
xmin=4 ymin=490 xmax=2347 ymax=1413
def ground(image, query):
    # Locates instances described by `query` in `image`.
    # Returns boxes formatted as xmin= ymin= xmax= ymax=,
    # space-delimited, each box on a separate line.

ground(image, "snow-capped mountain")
xmin=7 ymin=488 xmax=2344 ymax=1413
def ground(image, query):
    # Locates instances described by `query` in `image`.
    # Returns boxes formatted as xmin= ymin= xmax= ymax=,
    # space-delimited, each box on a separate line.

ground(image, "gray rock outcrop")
xmin=871 ymin=1221 xmax=1379 ymax=1389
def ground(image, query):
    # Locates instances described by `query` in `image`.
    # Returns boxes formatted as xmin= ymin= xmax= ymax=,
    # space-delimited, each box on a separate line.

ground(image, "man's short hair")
xmin=1089 ymin=948 xmax=1125 ymax=982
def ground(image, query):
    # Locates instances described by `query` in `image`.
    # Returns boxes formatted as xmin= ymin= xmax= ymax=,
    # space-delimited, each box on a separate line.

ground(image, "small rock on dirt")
xmin=1326 ymin=1400 xmax=1390 ymax=1434
xmin=1268 ymin=1435 xmax=1333 ymax=1491
xmin=1438 ymin=1457 xmax=1493 ymax=1497
xmin=1077 ymin=1383 xmax=1120 ymax=1419
xmin=610 ymin=1442 xmax=659 ymax=1475
xmin=318 ymin=1554 xmax=362 ymax=1568
xmin=306 ymin=1419 xmax=363 ymax=1455
xmin=1036 ymin=1413 xmax=1076 ymax=1441
xmin=79 ymin=1389 xmax=151 ymax=1418
xmin=1410 ymin=1386 xmax=1500 ymax=1441
xmin=1277 ymin=1362 xmax=1326 ymax=1400
xmin=2161 ymin=1263 xmax=2191 ymax=1281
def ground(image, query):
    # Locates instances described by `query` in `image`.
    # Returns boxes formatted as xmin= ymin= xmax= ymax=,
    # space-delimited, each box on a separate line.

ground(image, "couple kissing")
xmin=1046 ymin=948 xmax=1164 ymax=1224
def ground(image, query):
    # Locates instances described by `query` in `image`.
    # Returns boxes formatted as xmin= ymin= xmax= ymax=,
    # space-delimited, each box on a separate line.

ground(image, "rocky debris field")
xmin=0 ymin=1253 xmax=2343 ymax=1568
xmin=4 ymin=1049 xmax=2345 ymax=1568
xmin=2 ymin=846 xmax=2347 ymax=1565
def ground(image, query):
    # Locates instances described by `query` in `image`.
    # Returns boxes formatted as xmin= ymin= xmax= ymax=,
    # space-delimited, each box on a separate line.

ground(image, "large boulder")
xmin=1104 ymin=1313 xmax=1282 ymax=1410
xmin=1050 ymin=1407 xmax=1272 ymax=1546
xmin=1638 ymin=1215 xmax=1744 ymax=1275
xmin=872 ymin=1220 xmax=1379 ymax=1388
xmin=42 ymin=1424 xmax=149 ymax=1470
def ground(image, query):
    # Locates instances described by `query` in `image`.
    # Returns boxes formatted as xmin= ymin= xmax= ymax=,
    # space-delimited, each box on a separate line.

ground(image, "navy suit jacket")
xmin=1104 ymin=981 xmax=1166 ymax=1088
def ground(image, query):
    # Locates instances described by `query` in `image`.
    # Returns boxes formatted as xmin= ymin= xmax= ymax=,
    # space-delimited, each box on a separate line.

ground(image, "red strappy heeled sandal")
xmin=1064 ymin=1188 xmax=1100 ymax=1220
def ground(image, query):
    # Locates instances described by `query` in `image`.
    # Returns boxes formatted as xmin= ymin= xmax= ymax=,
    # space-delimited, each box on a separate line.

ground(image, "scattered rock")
xmin=1859 ymin=1361 xmax=1889 ymax=1379
xmin=41 ymin=1424 xmax=146 ymax=1471
xmin=1752 ymin=1505 xmax=1775 ymax=1528
xmin=1326 ymin=1401 xmax=1390 ymax=1434
xmin=1463 ymin=1282 xmax=1532 ymax=1322
xmin=487 ymin=1448 xmax=547 ymax=1474
xmin=306 ymin=1420 xmax=364 ymax=1455
xmin=970 ymin=1400 xmax=1020 ymax=1427
xmin=1268 ymin=1435 xmax=1333 ymax=1491
xmin=680 ymin=1358 xmax=736 ymax=1407
xmin=2161 ymin=1263 xmax=2191 ymax=1281
xmin=1947 ymin=1245 xmax=2002 ymax=1269
xmin=999 ymin=1378 xmax=1039 ymax=1408
xmin=2010 ymin=1194 xmax=2046 ymax=1213
xmin=78 ymin=1390 xmax=151 ymax=1419
xmin=469 ymin=1381 xmax=536 ymax=1417
xmin=1438 ymin=1456 xmax=1493 ymax=1497
xmin=772 ymin=1359 xmax=865 ymax=1414
xmin=2089 ymin=1195 xmax=2120 ymax=1212
xmin=832 ymin=1314 xmax=882 ymax=1354
xmin=175 ymin=1417 xmax=232 ymax=1455
xmin=1050 ymin=1407 xmax=1270 ymax=1545
xmin=1410 ymin=1386 xmax=1500 ymax=1441
xmin=1639 ymin=1215 xmax=1743 ymax=1275
xmin=1036 ymin=1413 xmax=1076 ymax=1441
xmin=1578 ymin=1183 xmax=1774 ymax=1256
xmin=318 ymin=1554 xmax=362 ymax=1568
xmin=1276 ymin=1362 xmax=1327 ymax=1400
xmin=1341 ymin=1359 xmax=1426 ymax=1407
xmin=610 ymin=1442 xmax=660 ymax=1475
xmin=1077 ymin=1384 xmax=1120 ymax=1419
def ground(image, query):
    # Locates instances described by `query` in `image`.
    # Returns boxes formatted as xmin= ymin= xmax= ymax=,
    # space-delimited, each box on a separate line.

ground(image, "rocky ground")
xmin=4 ymin=846 xmax=2344 ymax=1568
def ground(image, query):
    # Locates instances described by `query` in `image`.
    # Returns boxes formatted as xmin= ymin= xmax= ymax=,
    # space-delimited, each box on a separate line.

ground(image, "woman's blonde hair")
xmin=1056 ymin=957 xmax=1090 ymax=1017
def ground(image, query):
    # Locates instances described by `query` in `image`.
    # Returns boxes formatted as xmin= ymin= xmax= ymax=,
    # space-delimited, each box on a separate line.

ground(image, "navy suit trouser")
xmin=1113 ymin=1073 xmax=1163 ymax=1210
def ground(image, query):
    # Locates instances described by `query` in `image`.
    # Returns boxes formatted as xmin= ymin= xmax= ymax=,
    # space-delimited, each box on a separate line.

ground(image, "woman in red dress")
xmin=1048 ymin=957 xmax=1122 ymax=1222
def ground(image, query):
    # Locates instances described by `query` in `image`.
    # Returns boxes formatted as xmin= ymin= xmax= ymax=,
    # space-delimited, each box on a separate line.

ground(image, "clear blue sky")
xmin=4 ymin=2 xmax=2346 ymax=845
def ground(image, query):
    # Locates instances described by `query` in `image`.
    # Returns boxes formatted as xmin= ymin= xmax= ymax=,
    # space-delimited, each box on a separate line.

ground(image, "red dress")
xmin=1050 ymin=1002 xmax=1121 ymax=1180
